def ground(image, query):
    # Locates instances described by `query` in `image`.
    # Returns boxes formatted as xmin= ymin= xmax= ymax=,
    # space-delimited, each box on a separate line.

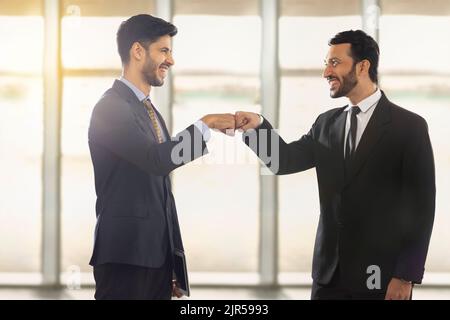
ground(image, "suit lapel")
xmin=152 ymin=108 xmax=172 ymax=184
xmin=112 ymin=80 xmax=160 ymax=142
xmin=329 ymin=107 xmax=348 ymax=188
xmin=344 ymin=92 xmax=392 ymax=186
xmin=153 ymin=106 xmax=171 ymax=140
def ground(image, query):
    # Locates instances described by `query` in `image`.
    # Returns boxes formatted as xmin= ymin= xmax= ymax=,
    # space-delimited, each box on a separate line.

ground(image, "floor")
xmin=0 ymin=286 xmax=450 ymax=300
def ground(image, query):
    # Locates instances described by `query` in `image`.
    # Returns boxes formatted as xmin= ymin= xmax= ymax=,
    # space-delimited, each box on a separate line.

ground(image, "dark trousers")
xmin=311 ymin=266 xmax=387 ymax=300
xmin=93 ymin=257 xmax=173 ymax=300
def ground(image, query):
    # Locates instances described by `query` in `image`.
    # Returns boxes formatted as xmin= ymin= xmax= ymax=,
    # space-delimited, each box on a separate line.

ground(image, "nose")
xmin=166 ymin=53 xmax=175 ymax=66
xmin=322 ymin=65 xmax=332 ymax=78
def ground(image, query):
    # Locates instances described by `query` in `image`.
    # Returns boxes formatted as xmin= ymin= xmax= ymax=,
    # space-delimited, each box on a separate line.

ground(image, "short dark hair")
xmin=329 ymin=30 xmax=379 ymax=84
xmin=117 ymin=14 xmax=177 ymax=64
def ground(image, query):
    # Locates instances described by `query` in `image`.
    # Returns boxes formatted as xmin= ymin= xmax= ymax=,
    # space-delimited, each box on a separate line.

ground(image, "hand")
xmin=235 ymin=111 xmax=261 ymax=132
xmin=172 ymin=279 xmax=184 ymax=298
xmin=384 ymin=277 xmax=412 ymax=300
xmin=201 ymin=113 xmax=236 ymax=136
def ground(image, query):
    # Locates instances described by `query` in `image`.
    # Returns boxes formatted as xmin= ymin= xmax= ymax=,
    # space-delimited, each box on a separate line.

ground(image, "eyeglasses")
xmin=324 ymin=58 xmax=341 ymax=68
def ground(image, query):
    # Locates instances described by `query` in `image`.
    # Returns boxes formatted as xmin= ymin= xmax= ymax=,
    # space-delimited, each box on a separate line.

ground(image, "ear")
xmin=359 ymin=59 xmax=371 ymax=77
xmin=130 ymin=42 xmax=145 ymax=62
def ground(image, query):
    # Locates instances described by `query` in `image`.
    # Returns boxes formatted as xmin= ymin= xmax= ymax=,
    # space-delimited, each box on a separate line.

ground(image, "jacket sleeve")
xmin=242 ymin=116 xmax=317 ymax=175
xmin=394 ymin=118 xmax=436 ymax=284
xmin=88 ymin=97 xmax=208 ymax=176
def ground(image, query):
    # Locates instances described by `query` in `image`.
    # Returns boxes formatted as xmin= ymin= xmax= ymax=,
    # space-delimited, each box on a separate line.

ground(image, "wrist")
xmin=201 ymin=115 xmax=214 ymax=128
xmin=395 ymin=277 xmax=412 ymax=284
xmin=401 ymin=279 xmax=412 ymax=284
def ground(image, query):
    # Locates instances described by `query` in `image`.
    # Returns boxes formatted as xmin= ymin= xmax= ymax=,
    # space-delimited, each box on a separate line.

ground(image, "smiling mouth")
xmin=327 ymin=77 xmax=339 ymax=89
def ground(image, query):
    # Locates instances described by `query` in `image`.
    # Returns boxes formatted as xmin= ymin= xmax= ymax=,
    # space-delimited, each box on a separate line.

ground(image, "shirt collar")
xmin=344 ymin=88 xmax=381 ymax=113
xmin=119 ymin=76 xmax=149 ymax=102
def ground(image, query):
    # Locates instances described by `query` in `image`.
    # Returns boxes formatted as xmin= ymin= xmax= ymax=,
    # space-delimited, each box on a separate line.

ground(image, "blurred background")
xmin=0 ymin=0 xmax=449 ymax=299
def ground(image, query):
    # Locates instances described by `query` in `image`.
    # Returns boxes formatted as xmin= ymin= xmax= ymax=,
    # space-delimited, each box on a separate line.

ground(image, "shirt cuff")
xmin=259 ymin=114 xmax=264 ymax=126
xmin=194 ymin=120 xmax=211 ymax=142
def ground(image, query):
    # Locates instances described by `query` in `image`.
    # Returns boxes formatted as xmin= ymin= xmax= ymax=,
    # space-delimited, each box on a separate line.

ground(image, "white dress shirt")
xmin=343 ymin=88 xmax=382 ymax=157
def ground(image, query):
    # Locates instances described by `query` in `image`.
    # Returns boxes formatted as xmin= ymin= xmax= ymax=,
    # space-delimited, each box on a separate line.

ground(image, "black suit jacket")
xmin=88 ymin=80 xmax=207 ymax=268
xmin=245 ymin=92 xmax=435 ymax=291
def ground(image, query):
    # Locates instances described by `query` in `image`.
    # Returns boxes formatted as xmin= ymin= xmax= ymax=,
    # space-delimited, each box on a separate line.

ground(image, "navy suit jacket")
xmin=245 ymin=92 xmax=435 ymax=291
xmin=88 ymin=80 xmax=207 ymax=268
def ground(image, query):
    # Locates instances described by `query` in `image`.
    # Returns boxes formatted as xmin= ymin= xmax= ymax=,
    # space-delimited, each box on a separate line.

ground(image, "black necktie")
xmin=345 ymin=106 xmax=361 ymax=161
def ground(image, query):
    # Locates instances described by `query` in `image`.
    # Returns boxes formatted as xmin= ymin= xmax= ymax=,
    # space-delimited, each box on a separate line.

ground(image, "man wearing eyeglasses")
xmin=235 ymin=30 xmax=435 ymax=300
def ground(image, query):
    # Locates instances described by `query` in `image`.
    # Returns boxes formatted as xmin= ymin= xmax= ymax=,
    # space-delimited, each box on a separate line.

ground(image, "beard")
xmin=141 ymin=54 xmax=165 ymax=87
xmin=329 ymin=64 xmax=358 ymax=98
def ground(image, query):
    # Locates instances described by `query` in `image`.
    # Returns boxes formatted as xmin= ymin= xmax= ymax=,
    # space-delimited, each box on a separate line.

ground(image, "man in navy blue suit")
xmin=88 ymin=14 xmax=235 ymax=300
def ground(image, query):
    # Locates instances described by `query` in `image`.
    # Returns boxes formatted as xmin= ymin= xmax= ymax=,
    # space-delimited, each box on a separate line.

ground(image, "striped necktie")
xmin=142 ymin=98 xmax=163 ymax=143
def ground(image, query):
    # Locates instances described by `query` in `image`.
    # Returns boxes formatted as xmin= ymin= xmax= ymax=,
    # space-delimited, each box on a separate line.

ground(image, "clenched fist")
xmin=201 ymin=113 xmax=236 ymax=136
xmin=235 ymin=111 xmax=262 ymax=132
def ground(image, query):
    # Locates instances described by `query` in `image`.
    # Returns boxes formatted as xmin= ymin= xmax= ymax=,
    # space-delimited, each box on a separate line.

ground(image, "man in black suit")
xmin=88 ymin=14 xmax=235 ymax=300
xmin=236 ymin=30 xmax=435 ymax=299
